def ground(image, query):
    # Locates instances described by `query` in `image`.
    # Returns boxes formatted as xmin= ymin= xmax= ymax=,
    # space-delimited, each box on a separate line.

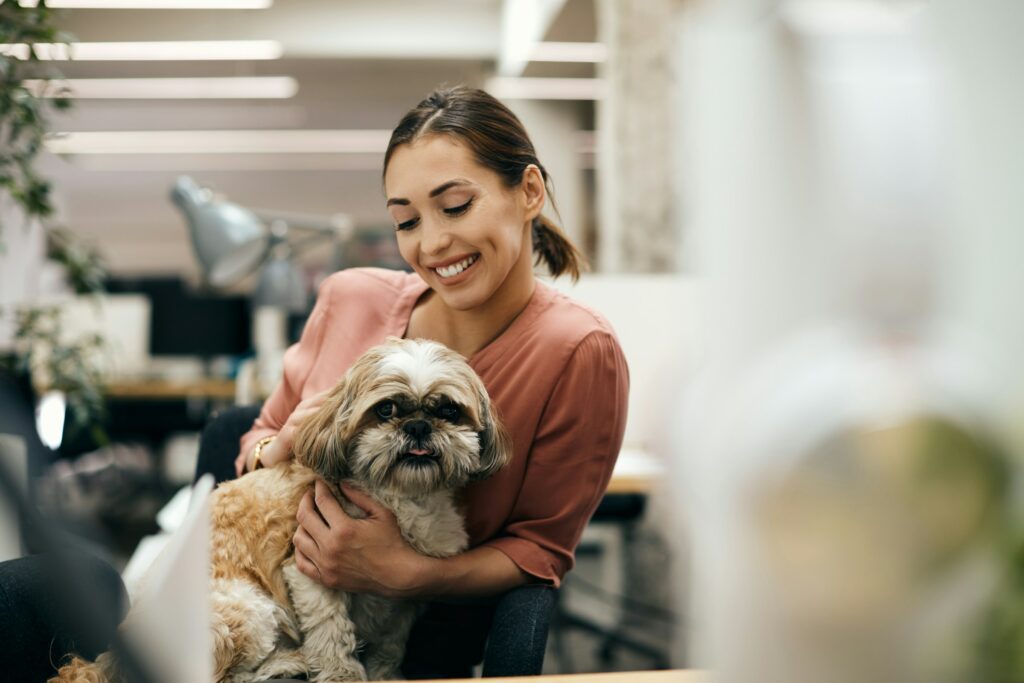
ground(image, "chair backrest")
xmin=194 ymin=404 xmax=262 ymax=485
xmin=483 ymin=584 xmax=558 ymax=677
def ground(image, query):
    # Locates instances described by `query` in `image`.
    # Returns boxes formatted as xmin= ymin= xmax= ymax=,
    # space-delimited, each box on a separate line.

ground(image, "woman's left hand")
xmin=293 ymin=480 xmax=427 ymax=597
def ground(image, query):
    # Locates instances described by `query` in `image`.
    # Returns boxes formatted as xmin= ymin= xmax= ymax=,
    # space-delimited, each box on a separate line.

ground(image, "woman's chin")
xmin=428 ymin=272 xmax=493 ymax=310
xmin=434 ymin=288 xmax=489 ymax=312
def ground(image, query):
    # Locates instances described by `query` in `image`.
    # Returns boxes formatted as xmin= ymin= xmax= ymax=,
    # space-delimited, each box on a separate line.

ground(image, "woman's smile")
xmin=430 ymin=253 xmax=480 ymax=283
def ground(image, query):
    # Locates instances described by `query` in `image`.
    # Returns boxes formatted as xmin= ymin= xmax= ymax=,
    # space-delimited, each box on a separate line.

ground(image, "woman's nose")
xmin=420 ymin=219 xmax=453 ymax=256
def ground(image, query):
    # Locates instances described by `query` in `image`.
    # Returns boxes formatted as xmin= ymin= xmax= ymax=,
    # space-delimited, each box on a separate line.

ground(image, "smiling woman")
xmin=214 ymin=85 xmax=629 ymax=679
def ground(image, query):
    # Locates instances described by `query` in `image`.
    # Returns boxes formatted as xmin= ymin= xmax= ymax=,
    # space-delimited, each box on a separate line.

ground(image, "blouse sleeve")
xmin=237 ymin=279 xmax=335 ymax=462
xmin=482 ymin=331 xmax=629 ymax=586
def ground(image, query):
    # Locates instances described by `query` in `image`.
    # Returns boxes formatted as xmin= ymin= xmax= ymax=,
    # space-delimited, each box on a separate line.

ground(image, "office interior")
xmin=1 ymin=1 xmax=1023 ymax=681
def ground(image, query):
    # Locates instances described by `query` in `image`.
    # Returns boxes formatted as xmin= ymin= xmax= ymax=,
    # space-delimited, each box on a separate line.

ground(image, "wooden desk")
xmin=429 ymin=671 xmax=705 ymax=683
xmin=103 ymin=378 xmax=236 ymax=401
xmin=606 ymin=447 xmax=664 ymax=494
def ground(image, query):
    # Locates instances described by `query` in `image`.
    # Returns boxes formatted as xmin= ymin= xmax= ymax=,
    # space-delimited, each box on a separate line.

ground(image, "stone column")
xmin=597 ymin=0 xmax=681 ymax=273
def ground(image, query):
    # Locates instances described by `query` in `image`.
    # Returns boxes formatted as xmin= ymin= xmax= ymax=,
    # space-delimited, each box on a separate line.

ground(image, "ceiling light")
xmin=72 ymin=154 xmax=387 ymax=172
xmin=45 ymin=130 xmax=393 ymax=155
xmin=0 ymin=40 xmax=282 ymax=61
xmin=530 ymin=42 xmax=607 ymax=63
xmin=25 ymin=77 xmax=297 ymax=99
xmin=486 ymin=77 xmax=606 ymax=100
xmin=17 ymin=0 xmax=272 ymax=7
xmin=781 ymin=0 xmax=928 ymax=35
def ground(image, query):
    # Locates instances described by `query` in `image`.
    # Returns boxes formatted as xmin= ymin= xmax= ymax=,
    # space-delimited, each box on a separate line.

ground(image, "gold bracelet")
xmin=251 ymin=436 xmax=275 ymax=471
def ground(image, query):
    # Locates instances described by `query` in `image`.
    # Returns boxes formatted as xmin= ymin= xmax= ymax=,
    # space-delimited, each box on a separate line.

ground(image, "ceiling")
xmin=33 ymin=0 xmax=598 ymax=277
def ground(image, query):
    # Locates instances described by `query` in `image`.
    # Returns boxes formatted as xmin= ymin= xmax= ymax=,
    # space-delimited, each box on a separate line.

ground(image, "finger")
xmin=294 ymin=547 xmax=321 ymax=583
xmin=339 ymin=482 xmax=391 ymax=520
xmin=313 ymin=480 xmax=351 ymax=527
xmin=293 ymin=525 xmax=320 ymax=559
xmin=234 ymin=452 xmax=246 ymax=477
xmin=297 ymin=489 xmax=330 ymax=537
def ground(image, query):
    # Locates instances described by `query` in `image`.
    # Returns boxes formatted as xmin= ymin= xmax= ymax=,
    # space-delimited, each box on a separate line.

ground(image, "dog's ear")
xmin=471 ymin=396 xmax=512 ymax=481
xmin=292 ymin=382 xmax=352 ymax=481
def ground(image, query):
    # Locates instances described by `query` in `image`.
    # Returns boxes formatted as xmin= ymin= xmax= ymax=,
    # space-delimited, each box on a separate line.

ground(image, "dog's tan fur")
xmin=50 ymin=338 xmax=511 ymax=683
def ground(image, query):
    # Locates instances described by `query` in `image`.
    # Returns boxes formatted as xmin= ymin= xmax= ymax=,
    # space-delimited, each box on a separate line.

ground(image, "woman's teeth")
xmin=435 ymin=255 xmax=478 ymax=278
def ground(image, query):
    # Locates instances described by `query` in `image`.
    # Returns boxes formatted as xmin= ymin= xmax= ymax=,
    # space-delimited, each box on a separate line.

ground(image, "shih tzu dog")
xmin=52 ymin=337 xmax=511 ymax=683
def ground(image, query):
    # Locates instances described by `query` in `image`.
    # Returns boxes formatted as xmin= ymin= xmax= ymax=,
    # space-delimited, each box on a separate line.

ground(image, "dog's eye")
xmin=375 ymin=401 xmax=396 ymax=420
xmin=437 ymin=404 xmax=460 ymax=421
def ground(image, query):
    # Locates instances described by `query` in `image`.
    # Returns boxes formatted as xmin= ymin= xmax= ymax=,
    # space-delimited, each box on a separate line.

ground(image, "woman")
xmin=227 ymin=85 xmax=628 ymax=677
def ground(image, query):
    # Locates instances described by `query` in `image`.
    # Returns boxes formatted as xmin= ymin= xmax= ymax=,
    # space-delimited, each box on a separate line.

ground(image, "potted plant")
xmin=0 ymin=0 xmax=72 ymax=230
xmin=1 ymin=1 xmax=108 ymax=447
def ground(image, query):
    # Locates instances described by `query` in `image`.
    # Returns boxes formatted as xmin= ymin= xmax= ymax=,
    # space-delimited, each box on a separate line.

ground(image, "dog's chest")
xmin=372 ymin=491 xmax=469 ymax=559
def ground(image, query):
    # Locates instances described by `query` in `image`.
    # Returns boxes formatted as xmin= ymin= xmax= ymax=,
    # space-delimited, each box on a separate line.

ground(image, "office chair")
xmin=195 ymin=404 xmax=558 ymax=679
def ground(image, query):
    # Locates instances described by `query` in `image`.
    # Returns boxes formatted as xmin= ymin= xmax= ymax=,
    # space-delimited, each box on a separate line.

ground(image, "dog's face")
xmin=292 ymin=338 xmax=511 ymax=495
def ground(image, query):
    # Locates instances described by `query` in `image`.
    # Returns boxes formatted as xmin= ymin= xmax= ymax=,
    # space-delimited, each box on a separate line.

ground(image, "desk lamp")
xmin=171 ymin=176 xmax=353 ymax=313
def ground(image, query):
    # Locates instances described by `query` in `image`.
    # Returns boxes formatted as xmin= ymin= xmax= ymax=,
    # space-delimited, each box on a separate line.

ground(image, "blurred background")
xmin=2 ymin=0 xmax=1023 ymax=681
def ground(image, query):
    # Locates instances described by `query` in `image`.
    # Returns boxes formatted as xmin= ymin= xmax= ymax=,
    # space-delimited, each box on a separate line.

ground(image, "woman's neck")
xmin=411 ymin=246 xmax=536 ymax=360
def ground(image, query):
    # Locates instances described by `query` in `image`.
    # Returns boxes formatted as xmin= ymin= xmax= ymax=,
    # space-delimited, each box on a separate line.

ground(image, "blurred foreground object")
xmin=674 ymin=0 xmax=1024 ymax=681
xmin=712 ymin=328 xmax=1011 ymax=683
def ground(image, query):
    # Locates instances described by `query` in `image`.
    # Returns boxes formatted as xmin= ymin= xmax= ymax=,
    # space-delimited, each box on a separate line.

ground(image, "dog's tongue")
xmin=408 ymin=448 xmax=431 ymax=456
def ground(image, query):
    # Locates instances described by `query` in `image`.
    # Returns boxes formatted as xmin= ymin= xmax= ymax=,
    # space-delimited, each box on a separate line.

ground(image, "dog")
xmin=52 ymin=337 xmax=511 ymax=682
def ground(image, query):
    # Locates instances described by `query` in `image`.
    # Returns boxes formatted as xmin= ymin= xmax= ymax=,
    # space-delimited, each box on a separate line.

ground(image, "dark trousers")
xmin=0 ymin=553 xmax=128 ymax=683
xmin=195 ymin=436 xmax=494 ymax=680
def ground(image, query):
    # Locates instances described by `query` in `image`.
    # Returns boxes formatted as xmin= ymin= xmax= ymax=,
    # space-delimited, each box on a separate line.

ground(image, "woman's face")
xmin=384 ymin=134 xmax=543 ymax=312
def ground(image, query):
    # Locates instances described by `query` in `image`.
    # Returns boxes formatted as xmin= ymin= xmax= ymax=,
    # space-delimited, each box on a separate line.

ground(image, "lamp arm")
xmin=252 ymin=209 xmax=353 ymax=239
xmin=289 ymin=232 xmax=339 ymax=258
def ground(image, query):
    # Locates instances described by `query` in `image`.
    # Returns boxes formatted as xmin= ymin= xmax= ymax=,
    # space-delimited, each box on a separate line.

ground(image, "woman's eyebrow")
xmin=428 ymin=178 xmax=472 ymax=198
xmin=386 ymin=178 xmax=472 ymax=207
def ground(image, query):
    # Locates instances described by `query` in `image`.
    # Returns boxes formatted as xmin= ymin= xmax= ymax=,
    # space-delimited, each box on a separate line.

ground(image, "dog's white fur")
xmin=51 ymin=337 xmax=511 ymax=683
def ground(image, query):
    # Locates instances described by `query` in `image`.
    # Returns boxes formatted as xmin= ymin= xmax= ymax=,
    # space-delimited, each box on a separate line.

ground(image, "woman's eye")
xmin=437 ymin=404 xmax=460 ymax=421
xmin=443 ymin=198 xmax=473 ymax=217
xmin=375 ymin=401 xmax=396 ymax=419
xmin=396 ymin=218 xmax=419 ymax=231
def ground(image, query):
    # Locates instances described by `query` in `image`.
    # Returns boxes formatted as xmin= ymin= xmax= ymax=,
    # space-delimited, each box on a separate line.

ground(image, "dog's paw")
xmin=314 ymin=660 xmax=367 ymax=682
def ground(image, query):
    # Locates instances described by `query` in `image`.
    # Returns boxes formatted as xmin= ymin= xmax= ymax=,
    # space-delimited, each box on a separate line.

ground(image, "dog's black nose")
xmin=403 ymin=419 xmax=432 ymax=440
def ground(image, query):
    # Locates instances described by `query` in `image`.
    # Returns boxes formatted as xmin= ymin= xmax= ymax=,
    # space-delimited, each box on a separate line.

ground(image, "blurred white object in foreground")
xmin=673 ymin=0 xmax=1023 ymax=681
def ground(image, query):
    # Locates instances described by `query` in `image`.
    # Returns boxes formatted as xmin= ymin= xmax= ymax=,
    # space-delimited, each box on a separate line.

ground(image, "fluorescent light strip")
xmin=74 ymin=154 xmax=387 ymax=172
xmin=25 ymin=77 xmax=297 ymax=99
xmin=486 ymin=77 xmax=606 ymax=101
xmin=0 ymin=40 xmax=281 ymax=61
xmin=530 ymin=42 xmax=607 ymax=63
xmin=46 ymin=130 xmax=394 ymax=155
xmin=781 ymin=0 xmax=927 ymax=35
xmin=18 ymin=0 xmax=271 ymax=7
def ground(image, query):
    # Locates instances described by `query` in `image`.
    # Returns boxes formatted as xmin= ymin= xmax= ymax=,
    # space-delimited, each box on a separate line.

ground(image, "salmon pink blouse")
xmin=239 ymin=268 xmax=629 ymax=586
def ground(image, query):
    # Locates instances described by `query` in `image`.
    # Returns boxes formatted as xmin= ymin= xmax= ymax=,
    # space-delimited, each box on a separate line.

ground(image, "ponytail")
xmin=532 ymin=216 xmax=587 ymax=281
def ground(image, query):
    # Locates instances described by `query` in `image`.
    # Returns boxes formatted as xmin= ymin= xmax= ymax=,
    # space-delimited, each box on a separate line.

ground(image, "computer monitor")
xmin=106 ymin=277 xmax=252 ymax=359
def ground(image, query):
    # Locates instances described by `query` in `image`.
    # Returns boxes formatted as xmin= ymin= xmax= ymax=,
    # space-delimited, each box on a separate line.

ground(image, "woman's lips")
xmin=431 ymin=253 xmax=480 ymax=284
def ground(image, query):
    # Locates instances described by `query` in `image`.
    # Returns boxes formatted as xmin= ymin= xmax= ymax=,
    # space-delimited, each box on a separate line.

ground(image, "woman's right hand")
xmin=237 ymin=389 xmax=332 ymax=475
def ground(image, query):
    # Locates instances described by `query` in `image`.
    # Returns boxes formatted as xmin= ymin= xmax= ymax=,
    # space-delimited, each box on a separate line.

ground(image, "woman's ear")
xmin=471 ymin=395 xmax=513 ymax=481
xmin=522 ymin=164 xmax=546 ymax=222
xmin=292 ymin=383 xmax=351 ymax=481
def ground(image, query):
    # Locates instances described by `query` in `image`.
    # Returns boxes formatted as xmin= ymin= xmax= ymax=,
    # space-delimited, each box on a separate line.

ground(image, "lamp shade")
xmin=252 ymin=252 xmax=307 ymax=314
xmin=171 ymin=176 xmax=269 ymax=287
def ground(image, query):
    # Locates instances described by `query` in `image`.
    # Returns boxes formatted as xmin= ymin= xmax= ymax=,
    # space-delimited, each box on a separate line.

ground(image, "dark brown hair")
xmin=384 ymin=85 xmax=587 ymax=280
